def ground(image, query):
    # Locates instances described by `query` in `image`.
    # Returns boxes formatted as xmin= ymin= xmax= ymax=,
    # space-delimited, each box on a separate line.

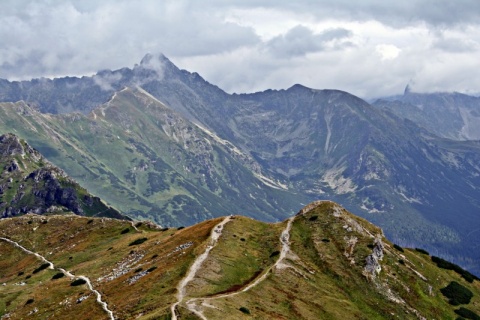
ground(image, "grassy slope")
xmin=0 ymin=91 xmax=307 ymax=226
xmin=2 ymin=202 xmax=479 ymax=319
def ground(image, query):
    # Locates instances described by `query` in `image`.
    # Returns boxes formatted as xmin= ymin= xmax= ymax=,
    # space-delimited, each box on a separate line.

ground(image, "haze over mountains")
xmin=0 ymin=53 xmax=479 ymax=275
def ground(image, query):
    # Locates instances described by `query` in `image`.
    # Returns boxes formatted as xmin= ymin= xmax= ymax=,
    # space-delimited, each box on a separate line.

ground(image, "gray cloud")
xmin=1 ymin=0 xmax=480 ymax=99
xmin=265 ymin=26 xmax=352 ymax=58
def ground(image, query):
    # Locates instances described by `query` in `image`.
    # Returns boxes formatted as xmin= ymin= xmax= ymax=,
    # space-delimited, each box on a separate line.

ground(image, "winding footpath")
xmin=186 ymin=216 xmax=296 ymax=319
xmin=0 ymin=237 xmax=115 ymax=320
xmin=170 ymin=216 xmax=232 ymax=320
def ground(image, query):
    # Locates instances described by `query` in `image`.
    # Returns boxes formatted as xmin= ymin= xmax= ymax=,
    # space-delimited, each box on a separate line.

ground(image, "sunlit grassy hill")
xmin=1 ymin=201 xmax=479 ymax=319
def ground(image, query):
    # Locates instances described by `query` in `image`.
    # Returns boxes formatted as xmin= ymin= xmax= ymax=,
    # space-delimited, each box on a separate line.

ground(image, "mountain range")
xmin=0 ymin=54 xmax=479 ymax=275
xmin=1 ymin=201 xmax=479 ymax=319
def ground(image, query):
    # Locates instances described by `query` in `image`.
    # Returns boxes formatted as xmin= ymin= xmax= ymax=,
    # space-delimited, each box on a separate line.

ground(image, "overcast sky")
xmin=1 ymin=0 xmax=480 ymax=99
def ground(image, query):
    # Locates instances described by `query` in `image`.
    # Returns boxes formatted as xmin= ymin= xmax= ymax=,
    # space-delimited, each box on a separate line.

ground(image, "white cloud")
xmin=1 ymin=0 xmax=480 ymax=99
xmin=376 ymin=44 xmax=401 ymax=60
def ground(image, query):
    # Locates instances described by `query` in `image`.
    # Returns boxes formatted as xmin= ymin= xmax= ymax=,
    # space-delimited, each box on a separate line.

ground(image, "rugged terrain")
xmin=1 ymin=54 xmax=480 ymax=274
xmin=0 ymin=133 xmax=125 ymax=220
xmin=1 ymin=201 xmax=479 ymax=319
xmin=374 ymin=87 xmax=480 ymax=140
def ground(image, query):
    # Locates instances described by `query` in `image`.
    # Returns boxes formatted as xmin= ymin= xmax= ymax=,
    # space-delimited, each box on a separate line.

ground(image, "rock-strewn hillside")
xmin=0 ymin=133 xmax=126 ymax=220
xmin=1 ymin=201 xmax=479 ymax=319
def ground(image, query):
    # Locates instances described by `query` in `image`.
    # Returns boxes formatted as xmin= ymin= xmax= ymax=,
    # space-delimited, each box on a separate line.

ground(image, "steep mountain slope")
xmin=1 ymin=201 xmax=479 ymax=319
xmin=1 ymin=54 xmax=480 ymax=274
xmin=0 ymin=89 xmax=307 ymax=226
xmin=374 ymin=89 xmax=480 ymax=140
xmin=0 ymin=133 xmax=124 ymax=220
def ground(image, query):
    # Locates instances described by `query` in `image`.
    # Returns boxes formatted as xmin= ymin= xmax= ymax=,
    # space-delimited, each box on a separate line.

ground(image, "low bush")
xmin=33 ymin=263 xmax=51 ymax=274
xmin=441 ymin=281 xmax=474 ymax=305
xmin=270 ymin=251 xmax=280 ymax=258
xmin=431 ymin=256 xmax=479 ymax=283
xmin=121 ymin=228 xmax=130 ymax=234
xmin=52 ymin=273 xmax=65 ymax=280
xmin=393 ymin=244 xmax=404 ymax=252
xmin=147 ymin=266 xmax=157 ymax=273
xmin=129 ymin=237 xmax=147 ymax=246
xmin=454 ymin=307 xmax=480 ymax=320
xmin=70 ymin=278 xmax=87 ymax=286
xmin=415 ymin=248 xmax=429 ymax=255
xmin=239 ymin=307 xmax=250 ymax=314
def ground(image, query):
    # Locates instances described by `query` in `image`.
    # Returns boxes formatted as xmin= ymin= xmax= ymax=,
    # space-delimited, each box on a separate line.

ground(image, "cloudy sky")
xmin=1 ymin=0 xmax=480 ymax=99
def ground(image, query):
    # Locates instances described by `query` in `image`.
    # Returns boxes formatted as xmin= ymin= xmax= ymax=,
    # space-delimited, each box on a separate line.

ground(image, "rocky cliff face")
xmin=0 ymin=133 xmax=126 ymax=220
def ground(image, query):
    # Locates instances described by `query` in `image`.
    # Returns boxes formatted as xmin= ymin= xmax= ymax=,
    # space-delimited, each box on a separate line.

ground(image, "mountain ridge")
xmin=0 ymin=133 xmax=126 ymax=220
xmin=1 ymin=201 xmax=479 ymax=319
xmin=1 ymin=54 xmax=480 ymax=275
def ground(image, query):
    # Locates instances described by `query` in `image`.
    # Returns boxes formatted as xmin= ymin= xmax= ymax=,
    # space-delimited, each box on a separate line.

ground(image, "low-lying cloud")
xmin=1 ymin=0 xmax=480 ymax=99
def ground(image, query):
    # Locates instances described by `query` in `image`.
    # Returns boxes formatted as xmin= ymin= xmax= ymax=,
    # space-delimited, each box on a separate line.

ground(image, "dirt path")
xmin=170 ymin=216 xmax=232 ymax=320
xmin=1 ymin=237 xmax=115 ymax=320
xmin=186 ymin=216 xmax=296 ymax=319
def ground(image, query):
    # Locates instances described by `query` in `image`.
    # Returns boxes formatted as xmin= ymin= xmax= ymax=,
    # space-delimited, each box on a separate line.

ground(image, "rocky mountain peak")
xmin=0 ymin=133 xmax=25 ymax=156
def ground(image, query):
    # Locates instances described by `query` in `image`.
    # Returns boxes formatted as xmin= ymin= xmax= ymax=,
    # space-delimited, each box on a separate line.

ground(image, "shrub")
xmin=147 ymin=266 xmax=157 ymax=273
xmin=25 ymin=298 xmax=34 ymax=305
xmin=33 ymin=263 xmax=51 ymax=274
xmin=52 ymin=273 xmax=65 ymax=280
xmin=87 ymin=219 xmax=94 ymax=224
xmin=308 ymin=215 xmax=318 ymax=221
xmin=415 ymin=248 xmax=429 ymax=255
xmin=321 ymin=238 xmax=330 ymax=243
xmin=129 ymin=238 xmax=147 ymax=246
xmin=121 ymin=228 xmax=130 ymax=234
xmin=17 ymin=271 xmax=24 ymax=276
xmin=393 ymin=244 xmax=404 ymax=252
xmin=239 ymin=307 xmax=250 ymax=314
xmin=454 ymin=307 xmax=480 ymax=320
xmin=177 ymin=226 xmax=185 ymax=230
xmin=270 ymin=251 xmax=280 ymax=258
xmin=134 ymin=268 xmax=143 ymax=273
xmin=398 ymin=259 xmax=405 ymax=265
xmin=441 ymin=281 xmax=474 ymax=305
xmin=431 ymin=256 xmax=479 ymax=283
xmin=71 ymin=278 xmax=87 ymax=286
